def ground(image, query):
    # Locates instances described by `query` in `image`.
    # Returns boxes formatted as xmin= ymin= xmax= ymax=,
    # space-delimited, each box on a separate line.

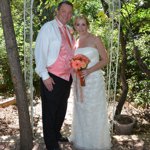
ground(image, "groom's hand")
xmin=43 ymin=77 xmax=55 ymax=91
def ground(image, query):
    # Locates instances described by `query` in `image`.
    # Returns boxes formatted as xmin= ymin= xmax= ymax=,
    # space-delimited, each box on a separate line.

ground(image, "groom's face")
xmin=57 ymin=4 xmax=73 ymax=25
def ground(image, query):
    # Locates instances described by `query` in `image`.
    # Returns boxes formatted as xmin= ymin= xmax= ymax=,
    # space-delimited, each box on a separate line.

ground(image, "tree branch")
xmin=133 ymin=46 xmax=150 ymax=77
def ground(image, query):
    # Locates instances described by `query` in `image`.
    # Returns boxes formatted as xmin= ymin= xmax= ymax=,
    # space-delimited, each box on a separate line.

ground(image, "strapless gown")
xmin=70 ymin=47 xmax=111 ymax=150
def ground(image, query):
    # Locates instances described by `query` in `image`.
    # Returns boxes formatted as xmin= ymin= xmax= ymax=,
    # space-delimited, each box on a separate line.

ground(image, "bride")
xmin=69 ymin=15 xmax=111 ymax=150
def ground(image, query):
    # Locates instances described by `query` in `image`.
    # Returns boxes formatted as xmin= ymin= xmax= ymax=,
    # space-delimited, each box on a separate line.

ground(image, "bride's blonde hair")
xmin=74 ymin=15 xmax=90 ymax=28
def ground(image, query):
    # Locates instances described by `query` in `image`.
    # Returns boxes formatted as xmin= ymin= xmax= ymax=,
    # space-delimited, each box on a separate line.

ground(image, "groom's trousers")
xmin=40 ymin=73 xmax=72 ymax=150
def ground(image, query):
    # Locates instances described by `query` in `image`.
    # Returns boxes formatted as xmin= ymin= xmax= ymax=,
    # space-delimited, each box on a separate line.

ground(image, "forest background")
xmin=0 ymin=0 xmax=149 ymax=149
xmin=0 ymin=0 xmax=149 ymax=111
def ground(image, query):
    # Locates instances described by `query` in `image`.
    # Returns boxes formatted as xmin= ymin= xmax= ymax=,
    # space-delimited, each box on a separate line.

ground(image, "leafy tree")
xmin=0 ymin=0 xmax=33 ymax=149
xmin=101 ymin=0 xmax=150 ymax=115
xmin=0 ymin=0 xmax=149 ymax=117
xmin=122 ymin=0 xmax=150 ymax=107
xmin=0 ymin=0 xmax=25 ymax=94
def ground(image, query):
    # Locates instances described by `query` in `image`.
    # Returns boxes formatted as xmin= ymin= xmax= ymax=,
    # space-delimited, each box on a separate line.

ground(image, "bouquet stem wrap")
xmin=77 ymin=70 xmax=85 ymax=86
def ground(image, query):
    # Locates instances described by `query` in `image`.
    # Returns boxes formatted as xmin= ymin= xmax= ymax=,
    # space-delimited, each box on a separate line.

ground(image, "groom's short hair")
xmin=58 ymin=1 xmax=73 ymax=10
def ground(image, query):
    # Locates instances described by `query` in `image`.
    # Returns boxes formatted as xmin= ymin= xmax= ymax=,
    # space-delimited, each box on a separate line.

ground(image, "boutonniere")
xmin=67 ymin=26 xmax=74 ymax=37
xmin=69 ymin=28 xmax=74 ymax=35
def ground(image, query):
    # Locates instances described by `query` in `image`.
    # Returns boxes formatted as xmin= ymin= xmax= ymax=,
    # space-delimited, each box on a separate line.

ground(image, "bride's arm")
xmin=82 ymin=36 xmax=109 ymax=77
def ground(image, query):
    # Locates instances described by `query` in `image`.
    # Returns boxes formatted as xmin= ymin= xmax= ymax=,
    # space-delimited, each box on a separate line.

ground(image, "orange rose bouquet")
xmin=70 ymin=54 xmax=90 ymax=86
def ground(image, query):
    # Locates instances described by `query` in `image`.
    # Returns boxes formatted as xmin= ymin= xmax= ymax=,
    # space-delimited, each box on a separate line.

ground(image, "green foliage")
xmin=33 ymin=0 xmax=59 ymax=38
xmin=0 ymin=0 xmax=149 ymax=108
xmin=120 ymin=0 xmax=150 ymax=107
xmin=0 ymin=0 xmax=24 ymax=94
xmin=0 ymin=36 xmax=14 ymax=93
xmin=128 ymin=78 xmax=149 ymax=107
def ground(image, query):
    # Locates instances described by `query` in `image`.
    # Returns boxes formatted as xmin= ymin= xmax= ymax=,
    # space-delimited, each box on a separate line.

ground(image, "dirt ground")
xmin=0 ymin=90 xmax=150 ymax=150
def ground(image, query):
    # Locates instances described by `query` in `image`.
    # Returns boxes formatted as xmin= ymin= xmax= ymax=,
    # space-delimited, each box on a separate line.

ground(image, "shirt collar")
xmin=55 ymin=17 xmax=66 ymax=28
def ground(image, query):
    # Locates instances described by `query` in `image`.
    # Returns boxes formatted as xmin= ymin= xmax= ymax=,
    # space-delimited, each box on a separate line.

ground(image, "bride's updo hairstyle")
xmin=74 ymin=15 xmax=90 ymax=28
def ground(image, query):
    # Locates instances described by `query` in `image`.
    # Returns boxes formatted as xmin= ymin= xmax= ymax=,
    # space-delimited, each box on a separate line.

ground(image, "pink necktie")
xmin=63 ymin=26 xmax=72 ymax=49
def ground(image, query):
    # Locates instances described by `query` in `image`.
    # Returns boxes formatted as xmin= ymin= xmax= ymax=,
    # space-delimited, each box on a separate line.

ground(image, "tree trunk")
xmin=100 ymin=0 xmax=109 ymax=17
xmin=0 ymin=0 xmax=33 ymax=149
xmin=115 ymin=27 xmax=128 ymax=115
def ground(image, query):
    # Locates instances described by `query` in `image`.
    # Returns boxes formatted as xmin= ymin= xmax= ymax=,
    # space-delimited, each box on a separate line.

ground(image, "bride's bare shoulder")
xmin=94 ymin=35 xmax=103 ymax=44
xmin=88 ymin=33 xmax=96 ymax=41
xmin=89 ymin=33 xmax=99 ymax=39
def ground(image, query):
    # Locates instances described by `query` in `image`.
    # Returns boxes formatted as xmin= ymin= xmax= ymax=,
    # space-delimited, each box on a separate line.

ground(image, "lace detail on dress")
xmin=70 ymin=47 xmax=111 ymax=150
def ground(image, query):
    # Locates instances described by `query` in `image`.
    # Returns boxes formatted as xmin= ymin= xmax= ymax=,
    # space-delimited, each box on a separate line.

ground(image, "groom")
xmin=34 ymin=1 xmax=74 ymax=150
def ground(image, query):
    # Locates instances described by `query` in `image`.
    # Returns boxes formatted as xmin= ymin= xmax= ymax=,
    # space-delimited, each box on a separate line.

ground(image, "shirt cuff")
xmin=41 ymin=72 xmax=50 ymax=81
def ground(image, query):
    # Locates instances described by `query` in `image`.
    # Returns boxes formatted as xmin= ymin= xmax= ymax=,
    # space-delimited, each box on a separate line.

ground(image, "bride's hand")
xmin=81 ymin=69 xmax=90 ymax=77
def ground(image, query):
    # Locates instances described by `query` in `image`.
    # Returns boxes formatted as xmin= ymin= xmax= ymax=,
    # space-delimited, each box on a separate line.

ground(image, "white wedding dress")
xmin=70 ymin=47 xmax=111 ymax=150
